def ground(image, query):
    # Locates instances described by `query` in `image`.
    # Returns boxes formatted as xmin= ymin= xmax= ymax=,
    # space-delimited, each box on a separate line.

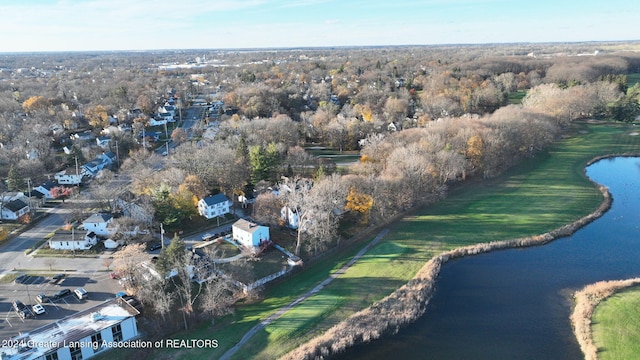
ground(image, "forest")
xmin=2 ymin=42 xmax=640 ymax=332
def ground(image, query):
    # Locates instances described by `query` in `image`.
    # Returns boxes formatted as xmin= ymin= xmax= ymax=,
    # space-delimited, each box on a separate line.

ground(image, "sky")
xmin=0 ymin=0 xmax=639 ymax=52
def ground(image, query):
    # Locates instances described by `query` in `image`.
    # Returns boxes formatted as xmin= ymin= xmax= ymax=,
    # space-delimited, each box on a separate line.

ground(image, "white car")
xmin=32 ymin=304 xmax=46 ymax=315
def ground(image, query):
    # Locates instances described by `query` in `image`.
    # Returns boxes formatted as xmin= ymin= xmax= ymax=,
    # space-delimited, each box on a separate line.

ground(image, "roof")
xmin=38 ymin=180 xmax=57 ymax=191
xmin=201 ymin=193 xmax=230 ymax=206
xmin=0 ymin=299 xmax=139 ymax=359
xmin=233 ymin=218 xmax=267 ymax=234
xmin=4 ymin=199 xmax=28 ymax=212
xmin=84 ymin=213 xmax=113 ymax=224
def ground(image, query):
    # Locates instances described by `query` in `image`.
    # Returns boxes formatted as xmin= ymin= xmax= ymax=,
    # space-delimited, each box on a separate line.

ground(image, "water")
xmin=339 ymin=157 xmax=640 ymax=360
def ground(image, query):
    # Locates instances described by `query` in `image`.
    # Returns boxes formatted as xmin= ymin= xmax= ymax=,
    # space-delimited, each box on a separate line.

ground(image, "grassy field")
xmin=627 ymin=73 xmax=640 ymax=87
xmin=508 ymin=90 xmax=527 ymax=104
xmin=592 ymin=285 xmax=640 ymax=359
xmin=147 ymin=121 xmax=640 ymax=360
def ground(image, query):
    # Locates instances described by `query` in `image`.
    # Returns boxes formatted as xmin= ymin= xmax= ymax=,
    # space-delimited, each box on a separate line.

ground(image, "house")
xmin=0 ymin=298 xmax=139 ymax=360
xmin=149 ymin=117 xmax=167 ymax=126
xmin=82 ymin=152 xmax=116 ymax=178
xmin=34 ymin=180 xmax=58 ymax=199
xmin=197 ymin=194 xmax=231 ymax=219
xmin=1 ymin=199 xmax=29 ymax=220
xmin=96 ymin=136 xmax=112 ymax=148
xmin=281 ymin=206 xmax=300 ymax=229
xmin=70 ymin=131 xmax=95 ymax=142
xmin=83 ymin=213 xmax=114 ymax=236
xmin=49 ymin=230 xmax=98 ymax=250
xmin=232 ymin=219 xmax=270 ymax=253
xmin=55 ymin=168 xmax=85 ymax=185
xmin=115 ymin=199 xmax=153 ymax=225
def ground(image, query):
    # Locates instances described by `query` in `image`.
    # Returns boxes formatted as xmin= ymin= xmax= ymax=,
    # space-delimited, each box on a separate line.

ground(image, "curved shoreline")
xmin=282 ymin=155 xmax=626 ymax=360
xmin=571 ymin=278 xmax=640 ymax=360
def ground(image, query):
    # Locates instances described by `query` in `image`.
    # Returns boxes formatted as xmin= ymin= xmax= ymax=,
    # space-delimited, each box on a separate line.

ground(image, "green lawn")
xmin=148 ymin=121 xmax=640 ymax=360
xmin=627 ymin=73 xmax=640 ymax=87
xmin=508 ymin=90 xmax=527 ymax=104
xmin=592 ymin=285 xmax=640 ymax=359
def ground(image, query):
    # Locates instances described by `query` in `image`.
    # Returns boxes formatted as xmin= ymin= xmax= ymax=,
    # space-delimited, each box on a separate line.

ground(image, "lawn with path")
xmin=148 ymin=121 xmax=640 ymax=360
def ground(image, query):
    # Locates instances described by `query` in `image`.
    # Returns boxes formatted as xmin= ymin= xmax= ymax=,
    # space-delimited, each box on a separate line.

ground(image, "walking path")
xmin=220 ymin=228 xmax=389 ymax=360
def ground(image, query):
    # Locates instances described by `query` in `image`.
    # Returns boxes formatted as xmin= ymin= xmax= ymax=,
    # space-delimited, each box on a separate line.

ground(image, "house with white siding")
xmin=48 ymin=230 xmax=99 ymax=250
xmin=197 ymin=194 xmax=231 ymax=219
xmin=82 ymin=213 xmax=114 ymax=237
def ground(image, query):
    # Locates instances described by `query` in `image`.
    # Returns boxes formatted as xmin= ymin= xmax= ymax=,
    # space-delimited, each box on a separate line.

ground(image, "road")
xmin=0 ymin=207 xmax=111 ymax=278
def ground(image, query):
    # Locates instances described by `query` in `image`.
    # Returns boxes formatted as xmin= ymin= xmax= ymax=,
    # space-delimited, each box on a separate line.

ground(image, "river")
xmin=338 ymin=156 xmax=640 ymax=360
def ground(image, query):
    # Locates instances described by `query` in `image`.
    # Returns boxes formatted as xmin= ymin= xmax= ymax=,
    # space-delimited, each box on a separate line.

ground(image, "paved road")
xmin=219 ymin=228 xmax=389 ymax=360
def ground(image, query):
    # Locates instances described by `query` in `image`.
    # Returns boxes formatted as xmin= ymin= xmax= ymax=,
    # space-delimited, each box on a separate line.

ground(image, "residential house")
xmin=96 ymin=136 xmax=112 ymax=148
xmin=232 ymin=219 xmax=270 ymax=253
xmin=81 ymin=152 xmax=116 ymax=178
xmin=0 ymin=298 xmax=139 ymax=360
xmin=55 ymin=168 xmax=85 ymax=185
xmin=48 ymin=230 xmax=98 ymax=250
xmin=280 ymin=206 xmax=300 ymax=229
xmin=1 ymin=199 xmax=29 ymax=220
xmin=34 ymin=180 xmax=57 ymax=199
xmin=115 ymin=199 xmax=153 ymax=225
xmin=70 ymin=131 xmax=95 ymax=142
xmin=83 ymin=213 xmax=114 ymax=236
xmin=149 ymin=118 xmax=167 ymax=127
xmin=197 ymin=194 xmax=231 ymax=219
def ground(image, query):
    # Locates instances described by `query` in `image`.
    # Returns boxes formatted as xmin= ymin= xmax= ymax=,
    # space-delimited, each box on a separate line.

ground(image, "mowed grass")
xmin=592 ymin=285 xmax=640 ymax=359
xmin=151 ymin=122 xmax=640 ymax=360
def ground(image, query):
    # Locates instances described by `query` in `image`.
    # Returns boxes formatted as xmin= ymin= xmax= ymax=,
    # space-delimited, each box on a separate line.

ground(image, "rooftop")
xmin=0 ymin=299 xmax=139 ymax=359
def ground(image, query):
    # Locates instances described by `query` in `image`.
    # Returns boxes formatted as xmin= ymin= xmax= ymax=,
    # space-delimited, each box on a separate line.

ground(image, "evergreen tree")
xmin=7 ymin=165 xmax=25 ymax=191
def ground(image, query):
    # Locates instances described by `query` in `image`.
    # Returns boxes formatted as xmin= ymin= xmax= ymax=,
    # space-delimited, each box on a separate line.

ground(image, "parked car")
xmin=12 ymin=301 xmax=33 ymax=319
xmin=49 ymin=273 xmax=66 ymax=285
xmin=35 ymin=293 xmax=50 ymax=303
xmin=32 ymin=304 xmax=46 ymax=315
xmin=52 ymin=289 xmax=71 ymax=299
xmin=74 ymin=288 xmax=88 ymax=300
xmin=149 ymin=243 xmax=162 ymax=251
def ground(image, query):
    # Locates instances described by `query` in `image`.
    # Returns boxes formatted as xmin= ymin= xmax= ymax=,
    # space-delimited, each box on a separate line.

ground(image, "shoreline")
xmin=282 ymin=154 xmax=632 ymax=360
xmin=571 ymin=278 xmax=640 ymax=360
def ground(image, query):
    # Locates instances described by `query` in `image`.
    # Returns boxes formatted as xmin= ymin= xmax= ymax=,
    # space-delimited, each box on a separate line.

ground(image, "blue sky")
xmin=1 ymin=0 xmax=638 ymax=52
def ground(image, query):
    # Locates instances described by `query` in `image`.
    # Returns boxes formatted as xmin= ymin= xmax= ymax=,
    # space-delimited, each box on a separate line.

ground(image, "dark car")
xmin=12 ymin=300 xmax=33 ymax=319
xmin=52 ymin=289 xmax=71 ymax=299
xmin=149 ymin=244 xmax=162 ymax=251
xmin=49 ymin=273 xmax=66 ymax=285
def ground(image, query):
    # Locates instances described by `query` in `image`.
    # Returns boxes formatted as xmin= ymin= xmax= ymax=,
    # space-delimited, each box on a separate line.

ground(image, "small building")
xmin=232 ymin=219 xmax=270 ymax=252
xmin=281 ymin=206 xmax=300 ymax=229
xmin=0 ymin=298 xmax=139 ymax=360
xmin=83 ymin=213 xmax=114 ymax=236
xmin=197 ymin=194 xmax=231 ymax=219
xmin=49 ymin=230 xmax=98 ymax=250
xmin=1 ymin=199 xmax=29 ymax=220
xmin=55 ymin=168 xmax=85 ymax=185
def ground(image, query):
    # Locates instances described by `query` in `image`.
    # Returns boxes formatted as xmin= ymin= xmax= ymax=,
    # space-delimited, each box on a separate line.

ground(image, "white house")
xmin=0 ymin=298 xmax=139 ymax=360
xmin=232 ymin=219 xmax=270 ymax=252
xmin=82 ymin=152 xmax=116 ymax=178
xmin=149 ymin=118 xmax=167 ymax=126
xmin=197 ymin=194 xmax=231 ymax=219
xmin=83 ymin=213 xmax=114 ymax=236
xmin=34 ymin=180 xmax=58 ymax=199
xmin=280 ymin=206 xmax=300 ymax=229
xmin=49 ymin=230 xmax=99 ymax=250
xmin=1 ymin=199 xmax=29 ymax=220
xmin=55 ymin=168 xmax=85 ymax=185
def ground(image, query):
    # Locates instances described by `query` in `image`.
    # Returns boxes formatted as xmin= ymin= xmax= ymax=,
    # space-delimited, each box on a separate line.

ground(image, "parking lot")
xmin=0 ymin=272 xmax=123 ymax=341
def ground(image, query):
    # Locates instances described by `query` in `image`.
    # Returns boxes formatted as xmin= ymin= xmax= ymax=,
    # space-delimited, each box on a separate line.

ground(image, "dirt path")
xmin=219 ymin=228 xmax=389 ymax=360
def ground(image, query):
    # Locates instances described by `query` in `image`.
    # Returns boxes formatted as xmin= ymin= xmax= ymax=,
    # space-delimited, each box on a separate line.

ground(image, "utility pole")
xmin=160 ymin=223 xmax=165 ymax=249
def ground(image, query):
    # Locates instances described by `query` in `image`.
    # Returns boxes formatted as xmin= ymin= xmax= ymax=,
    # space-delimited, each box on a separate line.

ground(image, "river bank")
xmin=572 ymin=278 xmax=640 ymax=360
xmin=282 ymin=181 xmax=614 ymax=359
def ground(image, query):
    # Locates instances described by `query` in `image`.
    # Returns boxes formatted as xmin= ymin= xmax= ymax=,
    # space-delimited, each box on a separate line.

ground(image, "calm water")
xmin=339 ymin=157 xmax=640 ymax=360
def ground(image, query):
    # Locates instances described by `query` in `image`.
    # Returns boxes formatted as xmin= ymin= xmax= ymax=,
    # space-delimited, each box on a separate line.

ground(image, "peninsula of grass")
xmin=591 ymin=285 xmax=640 ymax=360
xmin=148 ymin=121 xmax=640 ymax=360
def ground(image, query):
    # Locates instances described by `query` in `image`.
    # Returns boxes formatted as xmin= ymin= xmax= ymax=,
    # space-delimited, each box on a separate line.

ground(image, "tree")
xmin=6 ymin=165 xmax=25 ymax=191
xmin=112 ymin=243 xmax=149 ymax=292
xmin=21 ymin=96 xmax=48 ymax=114
xmin=171 ymin=128 xmax=188 ymax=145
xmin=85 ymin=105 xmax=110 ymax=129
xmin=345 ymin=187 xmax=374 ymax=225
xmin=50 ymin=186 xmax=72 ymax=202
